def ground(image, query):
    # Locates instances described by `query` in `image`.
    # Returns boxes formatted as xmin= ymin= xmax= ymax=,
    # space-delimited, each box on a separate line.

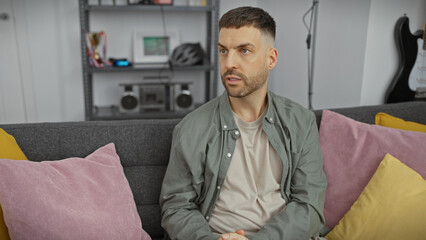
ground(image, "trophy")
xmin=86 ymin=31 xmax=107 ymax=68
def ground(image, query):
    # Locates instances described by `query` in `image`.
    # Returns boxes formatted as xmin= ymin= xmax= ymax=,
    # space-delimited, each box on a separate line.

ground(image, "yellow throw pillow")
xmin=325 ymin=154 xmax=426 ymax=240
xmin=375 ymin=112 xmax=426 ymax=133
xmin=0 ymin=128 xmax=28 ymax=240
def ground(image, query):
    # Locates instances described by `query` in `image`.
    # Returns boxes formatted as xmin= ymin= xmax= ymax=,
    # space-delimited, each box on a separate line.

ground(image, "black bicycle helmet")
xmin=170 ymin=43 xmax=205 ymax=67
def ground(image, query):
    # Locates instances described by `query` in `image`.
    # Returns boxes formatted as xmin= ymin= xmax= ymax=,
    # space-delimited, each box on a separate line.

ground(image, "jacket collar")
xmin=219 ymin=90 xmax=276 ymax=131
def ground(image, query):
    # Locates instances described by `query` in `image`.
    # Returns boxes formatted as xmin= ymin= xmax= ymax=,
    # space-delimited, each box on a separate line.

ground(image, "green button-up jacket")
xmin=160 ymin=91 xmax=327 ymax=240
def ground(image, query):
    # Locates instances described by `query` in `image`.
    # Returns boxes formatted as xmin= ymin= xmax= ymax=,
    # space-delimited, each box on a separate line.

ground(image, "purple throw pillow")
xmin=319 ymin=110 xmax=426 ymax=228
xmin=0 ymin=143 xmax=151 ymax=240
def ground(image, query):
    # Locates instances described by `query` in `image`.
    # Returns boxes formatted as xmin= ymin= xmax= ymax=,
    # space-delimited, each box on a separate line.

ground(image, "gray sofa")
xmin=1 ymin=101 xmax=425 ymax=240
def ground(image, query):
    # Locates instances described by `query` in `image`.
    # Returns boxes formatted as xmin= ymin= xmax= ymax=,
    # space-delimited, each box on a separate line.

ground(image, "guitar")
xmin=412 ymin=23 xmax=426 ymax=99
xmin=385 ymin=15 xmax=425 ymax=103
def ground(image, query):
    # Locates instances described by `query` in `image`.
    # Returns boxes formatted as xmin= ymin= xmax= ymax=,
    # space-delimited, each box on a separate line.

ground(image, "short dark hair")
xmin=219 ymin=6 xmax=276 ymax=40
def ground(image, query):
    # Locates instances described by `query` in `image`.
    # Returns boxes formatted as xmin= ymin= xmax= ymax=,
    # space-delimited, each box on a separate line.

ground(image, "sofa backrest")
xmin=1 ymin=101 xmax=425 ymax=239
xmin=313 ymin=101 xmax=426 ymax=127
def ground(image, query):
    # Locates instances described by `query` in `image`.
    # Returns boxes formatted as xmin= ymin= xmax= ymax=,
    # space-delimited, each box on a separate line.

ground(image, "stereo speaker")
xmin=119 ymin=85 xmax=139 ymax=113
xmin=174 ymin=84 xmax=194 ymax=111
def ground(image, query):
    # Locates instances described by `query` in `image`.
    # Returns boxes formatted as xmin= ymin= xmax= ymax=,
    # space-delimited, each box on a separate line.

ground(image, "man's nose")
xmin=224 ymin=51 xmax=238 ymax=69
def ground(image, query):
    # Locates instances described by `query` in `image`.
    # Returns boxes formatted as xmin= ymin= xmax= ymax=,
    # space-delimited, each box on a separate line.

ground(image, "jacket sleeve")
xmin=248 ymin=114 xmax=327 ymax=240
xmin=159 ymin=126 xmax=220 ymax=240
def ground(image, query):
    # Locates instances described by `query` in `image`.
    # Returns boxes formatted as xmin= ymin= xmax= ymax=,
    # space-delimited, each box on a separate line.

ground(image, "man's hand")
xmin=218 ymin=230 xmax=247 ymax=240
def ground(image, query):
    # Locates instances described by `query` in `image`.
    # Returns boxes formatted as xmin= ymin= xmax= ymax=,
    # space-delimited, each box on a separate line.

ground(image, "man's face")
xmin=218 ymin=26 xmax=275 ymax=98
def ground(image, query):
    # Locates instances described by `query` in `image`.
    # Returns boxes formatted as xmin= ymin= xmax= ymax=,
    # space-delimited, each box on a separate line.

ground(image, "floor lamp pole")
xmin=308 ymin=0 xmax=319 ymax=110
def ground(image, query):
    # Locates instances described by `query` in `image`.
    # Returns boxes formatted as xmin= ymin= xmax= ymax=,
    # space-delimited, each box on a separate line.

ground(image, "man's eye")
xmin=219 ymin=49 xmax=227 ymax=54
xmin=241 ymin=49 xmax=250 ymax=54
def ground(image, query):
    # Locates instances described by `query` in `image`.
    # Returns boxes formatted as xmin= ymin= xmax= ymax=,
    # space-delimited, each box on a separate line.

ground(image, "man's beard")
xmin=221 ymin=67 xmax=269 ymax=98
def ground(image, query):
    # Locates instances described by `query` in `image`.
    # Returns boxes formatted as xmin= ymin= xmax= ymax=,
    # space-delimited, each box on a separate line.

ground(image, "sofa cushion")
xmin=0 ymin=143 xmax=151 ymax=240
xmin=325 ymin=154 xmax=426 ymax=240
xmin=319 ymin=110 xmax=426 ymax=228
xmin=0 ymin=128 xmax=28 ymax=240
xmin=0 ymin=128 xmax=27 ymax=160
xmin=375 ymin=112 xmax=426 ymax=133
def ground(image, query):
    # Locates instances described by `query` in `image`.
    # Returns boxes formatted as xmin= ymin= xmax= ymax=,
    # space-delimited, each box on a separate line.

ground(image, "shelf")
xmin=87 ymin=5 xmax=214 ymax=12
xmin=89 ymin=63 xmax=216 ymax=73
xmin=79 ymin=0 xmax=219 ymax=120
xmin=92 ymin=106 xmax=192 ymax=120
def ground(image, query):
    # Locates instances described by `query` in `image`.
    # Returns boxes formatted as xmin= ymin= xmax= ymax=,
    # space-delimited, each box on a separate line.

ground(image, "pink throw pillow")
xmin=0 ymin=143 xmax=151 ymax=240
xmin=319 ymin=110 xmax=426 ymax=228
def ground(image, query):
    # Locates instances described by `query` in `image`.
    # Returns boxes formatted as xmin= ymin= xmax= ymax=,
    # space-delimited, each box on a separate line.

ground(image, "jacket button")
xmin=205 ymin=216 xmax=210 ymax=220
xmin=227 ymin=153 xmax=232 ymax=158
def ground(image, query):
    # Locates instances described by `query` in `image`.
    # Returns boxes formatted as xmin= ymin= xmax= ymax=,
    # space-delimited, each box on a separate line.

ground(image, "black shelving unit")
xmin=78 ymin=0 xmax=219 ymax=120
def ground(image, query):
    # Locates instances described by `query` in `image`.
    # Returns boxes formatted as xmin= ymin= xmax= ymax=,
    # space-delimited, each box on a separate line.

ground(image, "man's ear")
xmin=268 ymin=47 xmax=278 ymax=70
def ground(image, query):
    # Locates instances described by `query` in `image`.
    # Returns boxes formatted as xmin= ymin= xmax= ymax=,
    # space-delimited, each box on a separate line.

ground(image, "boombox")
xmin=119 ymin=82 xmax=194 ymax=113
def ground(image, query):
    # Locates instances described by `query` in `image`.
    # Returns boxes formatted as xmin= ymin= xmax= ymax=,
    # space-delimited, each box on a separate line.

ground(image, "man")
xmin=160 ymin=6 xmax=327 ymax=240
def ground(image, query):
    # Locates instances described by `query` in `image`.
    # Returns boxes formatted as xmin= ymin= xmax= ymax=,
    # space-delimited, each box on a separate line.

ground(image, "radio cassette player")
xmin=119 ymin=82 xmax=194 ymax=113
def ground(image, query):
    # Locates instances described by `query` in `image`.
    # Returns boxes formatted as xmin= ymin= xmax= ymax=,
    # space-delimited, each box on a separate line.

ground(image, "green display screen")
xmin=143 ymin=36 xmax=169 ymax=56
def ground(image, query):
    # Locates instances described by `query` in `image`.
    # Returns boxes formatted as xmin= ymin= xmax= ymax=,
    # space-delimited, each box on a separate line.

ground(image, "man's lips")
xmin=225 ymin=75 xmax=242 ymax=85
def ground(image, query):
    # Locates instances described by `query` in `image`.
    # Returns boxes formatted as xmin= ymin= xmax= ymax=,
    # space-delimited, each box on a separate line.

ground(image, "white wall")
xmin=262 ymin=0 xmax=371 ymax=109
xmin=0 ymin=0 xmax=27 ymax=123
xmin=361 ymin=0 xmax=426 ymax=105
xmin=2 ymin=0 xmax=425 ymax=123
xmin=8 ymin=0 xmax=84 ymax=123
